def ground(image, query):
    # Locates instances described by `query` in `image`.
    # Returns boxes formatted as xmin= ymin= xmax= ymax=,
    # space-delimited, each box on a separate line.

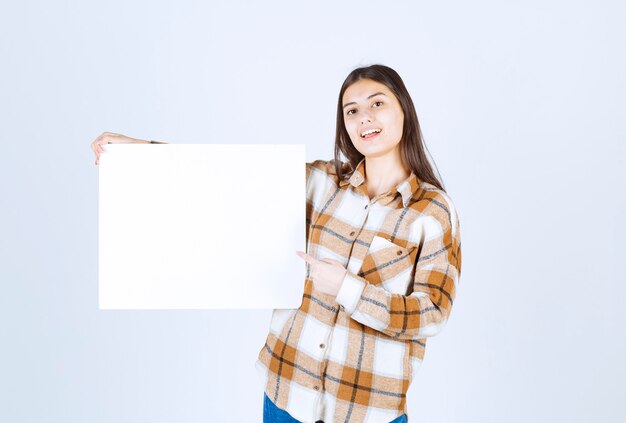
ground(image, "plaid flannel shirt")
xmin=255 ymin=157 xmax=462 ymax=423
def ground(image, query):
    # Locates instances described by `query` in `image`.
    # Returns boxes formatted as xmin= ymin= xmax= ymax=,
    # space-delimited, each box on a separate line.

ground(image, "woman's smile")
xmin=361 ymin=127 xmax=383 ymax=140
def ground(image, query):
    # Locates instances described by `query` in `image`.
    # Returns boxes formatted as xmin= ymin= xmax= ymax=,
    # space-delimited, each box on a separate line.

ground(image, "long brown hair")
xmin=333 ymin=64 xmax=446 ymax=192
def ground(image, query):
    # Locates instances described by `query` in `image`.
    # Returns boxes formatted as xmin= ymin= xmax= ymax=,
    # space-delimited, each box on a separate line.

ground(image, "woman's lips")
xmin=362 ymin=130 xmax=381 ymax=140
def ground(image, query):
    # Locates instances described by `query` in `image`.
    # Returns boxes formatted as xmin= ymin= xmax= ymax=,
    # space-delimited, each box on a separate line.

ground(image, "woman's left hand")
xmin=295 ymin=251 xmax=348 ymax=297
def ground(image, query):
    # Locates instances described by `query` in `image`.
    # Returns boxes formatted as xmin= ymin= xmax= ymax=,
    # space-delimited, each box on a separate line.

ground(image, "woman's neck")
xmin=363 ymin=155 xmax=410 ymax=200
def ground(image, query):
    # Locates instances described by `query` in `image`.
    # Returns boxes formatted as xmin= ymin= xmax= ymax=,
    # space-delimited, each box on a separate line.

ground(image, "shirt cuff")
xmin=335 ymin=271 xmax=366 ymax=314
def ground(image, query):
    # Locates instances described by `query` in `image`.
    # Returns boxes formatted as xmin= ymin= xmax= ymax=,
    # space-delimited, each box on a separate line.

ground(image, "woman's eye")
xmin=373 ymin=101 xmax=383 ymax=107
xmin=346 ymin=109 xmax=356 ymax=116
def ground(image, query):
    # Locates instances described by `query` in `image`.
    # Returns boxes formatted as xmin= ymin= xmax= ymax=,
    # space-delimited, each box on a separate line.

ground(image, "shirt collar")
xmin=338 ymin=157 xmax=421 ymax=207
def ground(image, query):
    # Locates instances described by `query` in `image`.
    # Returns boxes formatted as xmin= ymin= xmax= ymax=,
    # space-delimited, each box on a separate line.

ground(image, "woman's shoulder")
xmin=307 ymin=159 xmax=353 ymax=182
xmin=411 ymin=181 xmax=461 ymax=237
xmin=307 ymin=159 xmax=351 ymax=172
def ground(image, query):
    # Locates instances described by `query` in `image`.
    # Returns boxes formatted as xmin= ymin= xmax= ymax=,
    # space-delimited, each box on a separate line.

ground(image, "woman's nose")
xmin=360 ymin=111 xmax=373 ymax=124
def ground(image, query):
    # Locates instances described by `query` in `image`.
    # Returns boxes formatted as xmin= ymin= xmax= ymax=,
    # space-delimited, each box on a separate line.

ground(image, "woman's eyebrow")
xmin=342 ymin=92 xmax=387 ymax=109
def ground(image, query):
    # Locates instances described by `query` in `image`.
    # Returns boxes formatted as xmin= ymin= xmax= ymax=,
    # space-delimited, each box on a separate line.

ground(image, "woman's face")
xmin=342 ymin=78 xmax=405 ymax=160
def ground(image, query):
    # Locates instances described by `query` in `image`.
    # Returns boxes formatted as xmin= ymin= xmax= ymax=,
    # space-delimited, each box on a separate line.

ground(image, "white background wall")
xmin=1 ymin=0 xmax=624 ymax=422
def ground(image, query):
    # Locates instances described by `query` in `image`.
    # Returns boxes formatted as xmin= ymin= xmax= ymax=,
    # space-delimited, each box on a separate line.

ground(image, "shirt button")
xmin=397 ymin=250 xmax=402 ymax=256
xmin=350 ymin=231 xmax=355 ymax=236
xmin=319 ymin=343 xmax=325 ymax=349
xmin=364 ymin=204 xmax=368 ymax=209
xmin=314 ymin=385 xmax=319 ymax=391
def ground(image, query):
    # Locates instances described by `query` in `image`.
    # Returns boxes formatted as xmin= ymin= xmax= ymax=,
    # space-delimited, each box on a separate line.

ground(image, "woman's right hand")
xmin=91 ymin=132 xmax=148 ymax=166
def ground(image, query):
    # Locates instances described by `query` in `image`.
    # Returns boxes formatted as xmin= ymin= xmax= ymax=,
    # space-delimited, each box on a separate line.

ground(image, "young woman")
xmin=90 ymin=64 xmax=462 ymax=423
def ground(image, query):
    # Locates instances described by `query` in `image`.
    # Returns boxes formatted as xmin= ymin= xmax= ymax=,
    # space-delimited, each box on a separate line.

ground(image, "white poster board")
xmin=98 ymin=143 xmax=306 ymax=310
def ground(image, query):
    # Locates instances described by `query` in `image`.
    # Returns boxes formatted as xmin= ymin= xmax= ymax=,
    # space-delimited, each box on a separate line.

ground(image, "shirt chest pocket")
xmin=358 ymin=235 xmax=417 ymax=295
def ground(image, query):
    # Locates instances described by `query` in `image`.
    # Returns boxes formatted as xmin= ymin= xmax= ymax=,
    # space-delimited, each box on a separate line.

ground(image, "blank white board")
xmin=98 ymin=143 xmax=306 ymax=310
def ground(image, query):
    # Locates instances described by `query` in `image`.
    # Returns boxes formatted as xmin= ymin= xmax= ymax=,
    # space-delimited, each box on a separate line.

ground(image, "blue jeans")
xmin=263 ymin=392 xmax=408 ymax=423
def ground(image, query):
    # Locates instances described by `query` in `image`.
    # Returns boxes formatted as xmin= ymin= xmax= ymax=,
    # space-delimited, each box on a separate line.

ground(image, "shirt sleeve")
xmin=306 ymin=160 xmax=325 ymax=235
xmin=335 ymin=197 xmax=462 ymax=340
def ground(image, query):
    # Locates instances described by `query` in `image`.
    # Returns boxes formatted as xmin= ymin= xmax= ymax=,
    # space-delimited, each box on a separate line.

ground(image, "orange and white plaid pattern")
xmin=256 ymin=158 xmax=462 ymax=423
